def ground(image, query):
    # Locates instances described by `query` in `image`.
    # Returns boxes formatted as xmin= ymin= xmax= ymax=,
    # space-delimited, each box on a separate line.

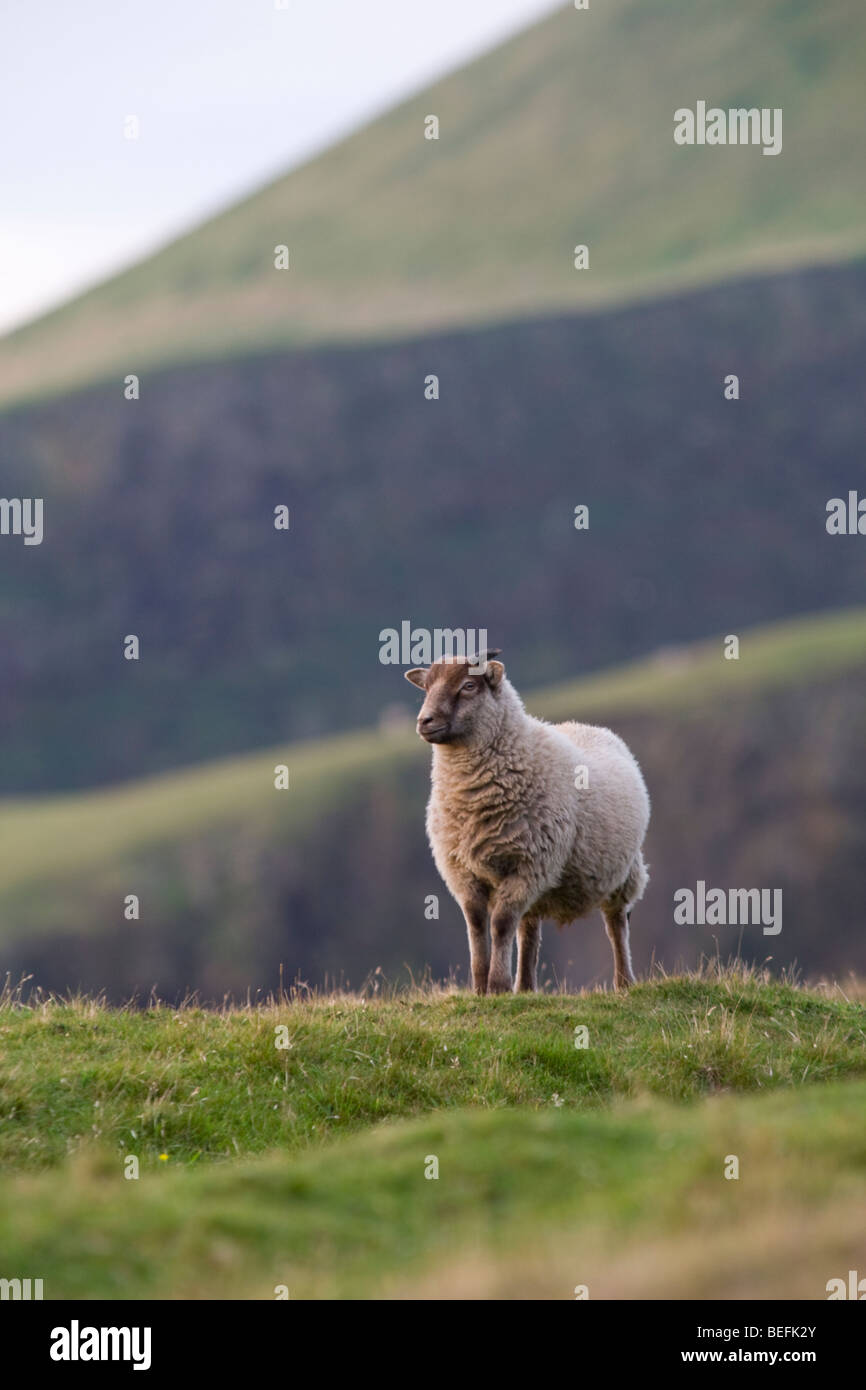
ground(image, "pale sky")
xmin=0 ymin=0 xmax=560 ymax=335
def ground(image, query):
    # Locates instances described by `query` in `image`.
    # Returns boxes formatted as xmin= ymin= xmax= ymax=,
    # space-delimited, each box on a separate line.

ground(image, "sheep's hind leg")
xmin=516 ymin=917 xmax=541 ymax=993
xmin=602 ymin=905 xmax=634 ymax=992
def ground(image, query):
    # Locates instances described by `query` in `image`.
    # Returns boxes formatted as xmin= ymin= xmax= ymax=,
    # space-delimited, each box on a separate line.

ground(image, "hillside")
xmin=1 ymin=0 xmax=865 ymax=407
xmin=1 ymin=972 xmax=864 ymax=1298
xmin=1 ymin=607 xmax=865 ymax=999
xmin=3 ymin=262 xmax=866 ymax=793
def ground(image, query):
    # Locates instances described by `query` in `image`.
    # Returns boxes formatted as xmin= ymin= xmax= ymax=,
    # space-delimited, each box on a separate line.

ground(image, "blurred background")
xmin=0 ymin=0 xmax=864 ymax=1000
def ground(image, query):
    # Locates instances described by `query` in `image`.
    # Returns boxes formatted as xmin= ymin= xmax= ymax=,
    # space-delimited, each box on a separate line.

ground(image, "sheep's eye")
xmin=461 ymin=681 xmax=477 ymax=694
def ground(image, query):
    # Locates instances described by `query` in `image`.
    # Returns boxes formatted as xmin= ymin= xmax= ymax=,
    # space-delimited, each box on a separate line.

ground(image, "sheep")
xmin=405 ymin=650 xmax=650 ymax=994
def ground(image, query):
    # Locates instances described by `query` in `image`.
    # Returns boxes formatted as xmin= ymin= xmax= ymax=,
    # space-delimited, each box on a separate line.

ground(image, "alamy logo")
xmin=826 ymin=492 xmax=866 ymax=534
xmin=0 ymin=497 xmax=43 ymax=545
xmin=379 ymin=624 xmax=489 ymax=666
xmin=826 ymin=1270 xmax=866 ymax=1299
xmin=674 ymin=102 xmax=782 ymax=156
xmin=50 ymin=1320 xmax=152 ymax=1371
xmin=0 ymin=1276 xmax=43 ymax=1299
xmin=674 ymin=881 xmax=782 ymax=936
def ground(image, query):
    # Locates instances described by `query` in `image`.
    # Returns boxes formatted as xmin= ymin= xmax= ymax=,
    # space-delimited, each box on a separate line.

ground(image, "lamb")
xmin=405 ymin=650 xmax=650 ymax=994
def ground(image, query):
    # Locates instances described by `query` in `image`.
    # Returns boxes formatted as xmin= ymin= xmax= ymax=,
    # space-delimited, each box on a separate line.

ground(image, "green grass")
xmin=2 ymin=0 xmax=866 ymax=407
xmin=2 ymin=969 xmax=863 ymax=1172
xmin=1 ymin=605 xmax=864 ymax=917
xmin=1 ymin=969 xmax=864 ymax=1298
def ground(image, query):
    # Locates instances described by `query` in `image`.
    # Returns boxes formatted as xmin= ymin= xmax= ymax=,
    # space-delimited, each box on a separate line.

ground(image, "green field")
xmin=1 ymin=968 xmax=864 ymax=1298
xmin=2 ymin=0 xmax=865 ymax=407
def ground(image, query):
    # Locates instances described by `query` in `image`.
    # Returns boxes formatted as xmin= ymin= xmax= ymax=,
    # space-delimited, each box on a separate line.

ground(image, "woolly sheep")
xmin=405 ymin=650 xmax=650 ymax=994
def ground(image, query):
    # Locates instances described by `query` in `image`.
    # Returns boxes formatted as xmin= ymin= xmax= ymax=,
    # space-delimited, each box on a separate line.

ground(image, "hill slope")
xmin=3 ymin=263 xmax=866 ymax=793
xmin=1 ymin=607 xmax=865 ymax=998
xmin=2 ymin=0 xmax=865 ymax=407
xmin=1 ymin=974 xmax=864 ymax=1299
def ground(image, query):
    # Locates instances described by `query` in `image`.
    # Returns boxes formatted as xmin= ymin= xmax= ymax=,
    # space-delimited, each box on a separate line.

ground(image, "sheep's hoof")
xmin=486 ymin=977 xmax=512 ymax=995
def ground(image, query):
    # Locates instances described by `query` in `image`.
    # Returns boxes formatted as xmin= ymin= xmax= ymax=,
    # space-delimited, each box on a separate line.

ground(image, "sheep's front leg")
xmin=486 ymin=882 xmax=525 ymax=994
xmin=488 ymin=879 xmax=534 ymax=994
xmin=487 ymin=907 xmax=519 ymax=994
xmin=459 ymin=884 xmax=490 ymax=995
xmin=516 ymin=918 xmax=541 ymax=993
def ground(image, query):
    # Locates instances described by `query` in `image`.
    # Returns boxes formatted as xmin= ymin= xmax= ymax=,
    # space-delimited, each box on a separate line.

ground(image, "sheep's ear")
xmin=485 ymin=660 xmax=505 ymax=689
xmin=405 ymin=668 xmax=428 ymax=690
xmin=468 ymin=648 xmax=501 ymax=672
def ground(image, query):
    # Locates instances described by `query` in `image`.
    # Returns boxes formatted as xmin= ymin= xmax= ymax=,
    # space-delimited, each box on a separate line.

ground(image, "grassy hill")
xmin=1 ymin=607 xmax=865 ymax=998
xmin=1 ymin=970 xmax=864 ymax=1298
xmin=1 ymin=0 xmax=865 ymax=408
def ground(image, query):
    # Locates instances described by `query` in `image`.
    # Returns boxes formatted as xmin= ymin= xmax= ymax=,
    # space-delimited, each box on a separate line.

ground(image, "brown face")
xmin=405 ymin=653 xmax=504 ymax=745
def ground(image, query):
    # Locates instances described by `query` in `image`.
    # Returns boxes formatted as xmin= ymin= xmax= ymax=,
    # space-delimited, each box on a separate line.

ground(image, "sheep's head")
xmin=405 ymin=650 xmax=504 ymax=746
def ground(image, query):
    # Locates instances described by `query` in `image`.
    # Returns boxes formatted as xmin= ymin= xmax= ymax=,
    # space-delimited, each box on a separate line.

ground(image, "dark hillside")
xmin=1 ymin=263 xmax=864 ymax=791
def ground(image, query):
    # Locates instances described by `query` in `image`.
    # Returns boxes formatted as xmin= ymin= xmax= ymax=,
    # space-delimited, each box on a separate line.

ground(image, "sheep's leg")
xmin=487 ymin=879 xmax=533 ymax=994
xmin=516 ymin=918 xmax=541 ymax=993
xmin=602 ymin=905 xmax=634 ymax=992
xmin=487 ymin=909 xmax=519 ymax=994
xmin=459 ymin=885 xmax=490 ymax=995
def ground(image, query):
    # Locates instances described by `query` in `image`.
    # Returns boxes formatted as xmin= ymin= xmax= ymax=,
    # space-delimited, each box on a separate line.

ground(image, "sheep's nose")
xmin=419 ymin=713 xmax=437 ymax=728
